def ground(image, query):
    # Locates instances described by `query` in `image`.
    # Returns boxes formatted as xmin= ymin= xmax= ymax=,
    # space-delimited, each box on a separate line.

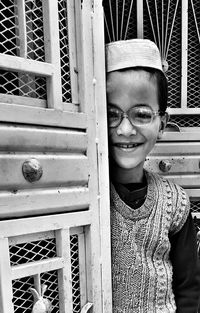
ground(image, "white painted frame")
xmin=0 ymin=0 xmax=80 ymax=124
xmin=93 ymin=1 xmax=113 ymax=312
xmin=0 ymin=216 xmax=89 ymax=313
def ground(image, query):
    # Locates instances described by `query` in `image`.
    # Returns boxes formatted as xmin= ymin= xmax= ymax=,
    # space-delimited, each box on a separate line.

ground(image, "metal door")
xmin=0 ymin=1 xmax=112 ymax=312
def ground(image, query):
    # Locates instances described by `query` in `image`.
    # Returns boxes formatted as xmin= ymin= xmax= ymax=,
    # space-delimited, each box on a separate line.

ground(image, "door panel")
xmin=0 ymin=1 xmax=112 ymax=312
xmin=0 ymin=216 xmax=90 ymax=313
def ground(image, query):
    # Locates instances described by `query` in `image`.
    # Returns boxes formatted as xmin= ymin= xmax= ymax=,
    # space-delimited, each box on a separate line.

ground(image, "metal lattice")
xmin=0 ymin=0 xmax=74 ymax=104
xmin=0 ymin=0 xmax=18 ymax=56
xmin=9 ymin=238 xmax=57 ymax=266
xmin=169 ymin=115 xmax=200 ymax=128
xmin=25 ymin=0 xmax=45 ymax=62
xmin=70 ymin=234 xmax=81 ymax=313
xmin=12 ymin=276 xmax=34 ymax=313
xmin=143 ymin=0 xmax=182 ymax=109
xmin=12 ymin=271 xmax=60 ymax=313
xmin=0 ymin=0 xmax=47 ymax=100
xmin=103 ymin=0 xmax=137 ymax=43
xmin=58 ymin=0 xmax=72 ymax=103
xmin=10 ymin=233 xmax=82 ymax=313
xmin=0 ymin=69 xmax=47 ymax=99
xmin=40 ymin=270 xmax=60 ymax=313
xmin=187 ymin=0 xmax=200 ymax=109
xmin=191 ymin=200 xmax=200 ymax=214
xmin=0 ymin=0 xmax=45 ymax=60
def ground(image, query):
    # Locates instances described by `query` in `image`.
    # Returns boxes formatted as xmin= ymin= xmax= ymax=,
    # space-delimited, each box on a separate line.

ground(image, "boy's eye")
xmin=131 ymin=107 xmax=153 ymax=123
xmin=108 ymin=108 xmax=121 ymax=119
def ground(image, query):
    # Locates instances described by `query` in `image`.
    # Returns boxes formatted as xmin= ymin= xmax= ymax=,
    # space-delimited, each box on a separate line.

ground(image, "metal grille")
xmin=103 ymin=0 xmax=137 ymax=43
xmin=143 ymin=0 xmax=182 ymax=109
xmin=0 ymin=0 xmax=45 ymax=60
xmin=12 ymin=271 xmax=59 ymax=313
xmin=0 ymin=69 xmax=47 ymax=99
xmin=191 ymin=200 xmax=200 ymax=214
xmin=70 ymin=234 xmax=81 ymax=313
xmin=0 ymin=0 xmax=18 ymax=56
xmin=40 ymin=270 xmax=60 ymax=313
xmin=0 ymin=0 xmax=47 ymax=100
xmin=10 ymin=233 xmax=82 ymax=313
xmin=169 ymin=115 xmax=200 ymax=128
xmin=25 ymin=0 xmax=45 ymax=62
xmin=187 ymin=0 xmax=200 ymax=109
xmin=9 ymin=238 xmax=57 ymax=266
xmin=12 ymin=276 xmax=34 ymax=313
xmin=0 ymin=0 xmax=73 ymax=104
xmin=58 ymin=0 xmax=72 ymax=103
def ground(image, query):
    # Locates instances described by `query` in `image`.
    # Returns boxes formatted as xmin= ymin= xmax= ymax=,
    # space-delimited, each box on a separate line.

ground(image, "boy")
xmin=106 ymin=39 xmax=200 ymax=312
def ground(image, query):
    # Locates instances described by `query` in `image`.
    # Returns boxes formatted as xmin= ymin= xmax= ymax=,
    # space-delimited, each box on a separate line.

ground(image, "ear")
xmin=157 ymin=112 xmax=169 ymax=139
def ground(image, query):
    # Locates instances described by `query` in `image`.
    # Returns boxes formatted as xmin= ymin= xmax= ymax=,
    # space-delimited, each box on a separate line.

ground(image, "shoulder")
xmin=146 ymin=171 xmax=190 ymax=234
xmin=146 ymin=170 xmax=188 ymax=199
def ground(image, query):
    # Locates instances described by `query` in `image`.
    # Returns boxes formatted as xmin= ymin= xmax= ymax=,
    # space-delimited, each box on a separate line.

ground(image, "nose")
xmin=116 ymin=116 xmax=137 ymax=136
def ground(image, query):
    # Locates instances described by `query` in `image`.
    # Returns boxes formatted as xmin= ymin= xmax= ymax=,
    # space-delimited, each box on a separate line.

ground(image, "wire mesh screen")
xmin=191 ymin=200 xmax=200 ymax=214
xmin=169 ymin=115 xmax=200 ymax=128
xmin=187 ymin=0 xmax=200 ymax=109
xmin=0 ymin=0 xmax=19 ymax=56
xmin=9 ymin=238 xmax=57 ymax=266
xmin=70 ymin=234 xmax=81 ymax=313
xmin=58 ymin=0 xmax=72 ymax=103
xmin=0 ymin=0 xmax=74 ymax=105
xmin=12 ymin=276 xmax=35 ymax=313
xmin=25 ymin=0 xmax=45 ymax=62
xmin=0 ymin=0 xmax=45 ymax=60
xmin=143 ymin=0 xmax=182 ymax=110
xmin=0 ymin=0 xmax=47 ymax=101
xmin=0 ymin=69 xmax=47 ymax=99
xmin=9 ymin=233 xmax=82 ymax=313
xmin=40 ymin=270 xmax=60 ymax=313
xmin=103 ymin=0 xmax=137 ymax=43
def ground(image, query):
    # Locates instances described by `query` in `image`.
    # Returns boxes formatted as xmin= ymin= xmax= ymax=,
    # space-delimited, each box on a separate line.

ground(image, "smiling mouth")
xmin=114 ymin=143 xmax=143 ymax=149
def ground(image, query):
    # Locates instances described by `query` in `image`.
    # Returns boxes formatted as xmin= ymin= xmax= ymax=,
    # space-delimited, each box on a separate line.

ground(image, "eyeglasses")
xmin=107 ymin=105 xmax=164 ymax=128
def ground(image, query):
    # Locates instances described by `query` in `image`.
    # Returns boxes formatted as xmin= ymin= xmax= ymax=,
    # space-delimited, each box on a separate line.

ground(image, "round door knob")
xmin=159 ymin=160 xmax=172 ymax=173
xmin=22 ymin=158 xmax=43 ymax=183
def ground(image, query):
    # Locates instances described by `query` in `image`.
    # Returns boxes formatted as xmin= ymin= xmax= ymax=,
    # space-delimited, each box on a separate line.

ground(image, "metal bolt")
xmin=22 ymin=158 xmax=43 ymax=183
xmin=159 ymin=160 xmax=172 ymax=172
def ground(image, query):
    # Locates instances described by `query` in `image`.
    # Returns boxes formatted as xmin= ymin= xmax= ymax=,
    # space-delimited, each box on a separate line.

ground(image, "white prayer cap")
xmin=106 ymin=39 xmax=164 ymax=73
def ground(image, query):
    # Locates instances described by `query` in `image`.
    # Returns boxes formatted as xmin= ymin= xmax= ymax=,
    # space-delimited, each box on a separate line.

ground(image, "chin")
xmin=112 ymin=156 xmax=144 ymax=171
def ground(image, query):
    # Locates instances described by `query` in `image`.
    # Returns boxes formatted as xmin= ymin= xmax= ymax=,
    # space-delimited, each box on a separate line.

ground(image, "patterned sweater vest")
xmin=110 ymin=171 xmax=190 ymax=313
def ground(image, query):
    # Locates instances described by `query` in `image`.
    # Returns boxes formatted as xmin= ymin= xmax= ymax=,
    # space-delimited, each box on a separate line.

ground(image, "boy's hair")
xmin=149 ymin=68 xmax=168 ymax=114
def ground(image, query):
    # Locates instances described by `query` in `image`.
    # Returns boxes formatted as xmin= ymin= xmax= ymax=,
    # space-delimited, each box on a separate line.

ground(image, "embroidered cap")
xmin=106 ymin=39 xmax=164 ymax=73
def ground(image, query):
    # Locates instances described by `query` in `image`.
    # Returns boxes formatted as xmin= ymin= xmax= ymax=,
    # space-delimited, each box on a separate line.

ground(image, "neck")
xmin=110 ymin=162 xmax=145 ymax=184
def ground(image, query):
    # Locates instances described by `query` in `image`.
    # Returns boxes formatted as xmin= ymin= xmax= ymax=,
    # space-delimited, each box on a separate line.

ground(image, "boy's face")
xmin=107 ymin=69 xmax=166 ymax=179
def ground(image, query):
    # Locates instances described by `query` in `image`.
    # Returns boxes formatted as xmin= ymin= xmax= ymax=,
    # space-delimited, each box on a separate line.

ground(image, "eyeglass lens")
xmin=108 ymin=106 xmax=155 ymax=127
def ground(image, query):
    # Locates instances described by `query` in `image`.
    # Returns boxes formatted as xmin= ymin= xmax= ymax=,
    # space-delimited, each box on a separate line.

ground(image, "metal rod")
xmin=124 ymin=0 xmax=135 ymax=40
xmin=165 ymin=0 xmax=180 ymax=59
xmin=190 ymin=0 xmax=200 ymax=44
xmin=109 ymin=0 xmax=115 ymax=41
xmin=120 ymin=0 xmax=125 ymax=40
xmin=145 ymin=0 xmax=158 ymax=46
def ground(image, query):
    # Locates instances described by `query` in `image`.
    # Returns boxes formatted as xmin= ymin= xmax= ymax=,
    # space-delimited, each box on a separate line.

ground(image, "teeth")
xmin=117 ymin=143 xmax=140 ymax=148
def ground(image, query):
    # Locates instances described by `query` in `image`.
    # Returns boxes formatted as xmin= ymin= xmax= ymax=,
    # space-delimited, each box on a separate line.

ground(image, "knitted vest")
xmin=110 ymin=171 xmax=190 ymax=313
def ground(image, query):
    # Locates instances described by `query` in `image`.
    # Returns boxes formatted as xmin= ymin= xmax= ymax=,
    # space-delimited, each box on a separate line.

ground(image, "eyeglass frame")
xmin=107 ymin=105 xmax=166 ymax=128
